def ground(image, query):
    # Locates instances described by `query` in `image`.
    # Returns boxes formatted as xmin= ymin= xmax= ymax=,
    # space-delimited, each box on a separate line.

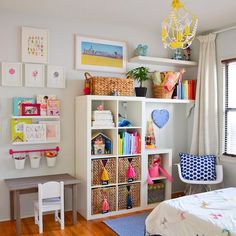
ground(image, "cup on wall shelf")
xmin=14 ymin=154 xmax=26 ymax=170
xmin=45 ymin=151 xmax=58 ymax=167
xmin=29 ymin=152 xmax=41 ymax=169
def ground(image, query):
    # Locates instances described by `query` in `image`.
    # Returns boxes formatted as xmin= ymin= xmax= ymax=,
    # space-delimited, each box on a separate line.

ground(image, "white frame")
xmin=39 ymin=121 xmax=60 ymax=142
xmin=1 ymin=62 xmax=22 ymax=87
xmin=23 ymin=123 xmax=46 ymax=142
xmin=47 ymin=65 xmax=65 ymax=88
xmin=24 ymin=63 xmax=45 ymax=87
xmin=21 ymin=26 xmax=49 ymax=64
xmin=75 ymin=35 xmax=127 ymax=73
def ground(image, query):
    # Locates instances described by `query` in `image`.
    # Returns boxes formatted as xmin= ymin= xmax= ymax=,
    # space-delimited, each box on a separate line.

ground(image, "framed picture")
xmin=12 ymin=97 xmax=36 ymax=116
xmin=75 ymin=35 xmax=127 ymax=73
xmin=21 ymin=26 xmax=49 ymax=64
xmin=1 ymin=62 xmax=22 ymax=87
xmin=39 ymin=121 xmax=60 ymax=142
xmin=47 ymin=65 xmax=65 ymax=88
xmin=25 ymin=63 xmax=45 ymax=87
xmin=21 ymin=103 xmax=40 ymax=116
xmin=23 ymin=123 xmax=46 ymax=142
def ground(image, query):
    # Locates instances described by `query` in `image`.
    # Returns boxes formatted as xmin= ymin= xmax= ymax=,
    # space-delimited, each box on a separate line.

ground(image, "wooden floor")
xmin=0 ymin=210 xmax=149 ymax=236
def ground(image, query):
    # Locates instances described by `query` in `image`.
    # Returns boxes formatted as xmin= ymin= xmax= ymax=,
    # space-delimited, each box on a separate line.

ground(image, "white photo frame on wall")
xmin=1 ymin=62 xmax=22 ymax=87
xmin=47 ymin=65 xmax=65 ymax=88
xmin=75 ymin=35 xmax=127 ymax=73
xmin=24 ymin=63 xmax=45 ymax=87
xmin=21 ymin=26 xmax=49 ymax=64
xmin=39 ymin=120 xmax=60 ymax=143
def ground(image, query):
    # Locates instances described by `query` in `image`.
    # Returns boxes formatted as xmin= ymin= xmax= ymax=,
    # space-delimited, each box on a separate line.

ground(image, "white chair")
xmin=34 ymin=181 xmax=64 ymax=233
xmin=176 ymin=164 xmax=223 ymax=195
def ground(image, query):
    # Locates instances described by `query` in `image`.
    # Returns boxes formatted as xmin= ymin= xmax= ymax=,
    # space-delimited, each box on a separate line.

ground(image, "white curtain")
xmin=190 ymin=33 xmax=219 ymax=155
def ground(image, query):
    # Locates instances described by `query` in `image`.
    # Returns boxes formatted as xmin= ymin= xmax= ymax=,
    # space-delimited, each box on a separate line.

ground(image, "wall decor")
xmin=75 ymin=35 xmax=127 ymax=73
xmin=47 ymin=65 xmax=65 ymax=88
xmin=23 ymin=123 xmax=46 ymax=142
xmin=12 ymin=97 xmax=36 ymax=116
xmin=21 ymin=26 xmax=49 ymax=64
xmin=1 ymin=62 xmax=22 ymax=87
xmin=39 ymin=120 xmax=60 ymax=142
xmin=21 ymin=103 xmax=40 ymax=116
xmin=25 ymin=63 xmax=45 ymax=87
xmin=151 ymin=109 xmax=169 ymax=128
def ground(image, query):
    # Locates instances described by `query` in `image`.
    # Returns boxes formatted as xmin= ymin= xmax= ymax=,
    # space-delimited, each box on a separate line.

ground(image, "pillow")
xmin=179 ymin=153 xmax=217 ymax=181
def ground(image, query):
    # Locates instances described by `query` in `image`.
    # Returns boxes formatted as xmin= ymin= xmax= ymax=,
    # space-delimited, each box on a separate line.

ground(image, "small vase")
xmin=14 ymin=159 xmax=25 ymax=170
xmin=47 ymin=157 xmax=57 ymax=167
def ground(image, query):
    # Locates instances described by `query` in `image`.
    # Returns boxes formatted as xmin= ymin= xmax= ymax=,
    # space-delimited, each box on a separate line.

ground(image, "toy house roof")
xmin=91 ymin=133 xmax=112 ymax=142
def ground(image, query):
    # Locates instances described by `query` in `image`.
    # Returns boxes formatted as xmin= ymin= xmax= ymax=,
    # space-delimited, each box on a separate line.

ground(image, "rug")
xmin=103 ymin=212 xmax=149 ymax=236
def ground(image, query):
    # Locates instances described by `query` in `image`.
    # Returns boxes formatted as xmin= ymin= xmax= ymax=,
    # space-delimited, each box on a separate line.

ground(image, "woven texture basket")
xmin=148 ymin=182 xmax=165 ymax=204
xmin=85 ymin=72 xmax=134 ymax=96
xmin=91 ymin=158 xmax=116 ymax=186
xmin=118 ymin=156 xmax=141 ymax=183
xmin=118 ymin=183 xmax=140 ymax=210
xmin=91 ymin=187 xmax=116 ymax=215
xmin=152 ymin=85 xmax=174 ymax=99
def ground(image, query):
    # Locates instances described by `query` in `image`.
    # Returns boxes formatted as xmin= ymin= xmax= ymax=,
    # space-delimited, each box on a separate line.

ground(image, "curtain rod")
xmin=212 ymin=25 xmax=236 ymax=34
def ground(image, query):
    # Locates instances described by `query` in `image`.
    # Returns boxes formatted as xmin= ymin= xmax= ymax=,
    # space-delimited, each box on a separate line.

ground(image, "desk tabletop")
xmin=4 ymin=173 xmax=81 ymax=191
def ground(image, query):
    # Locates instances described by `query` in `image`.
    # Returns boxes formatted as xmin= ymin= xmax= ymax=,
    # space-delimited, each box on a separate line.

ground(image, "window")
xmin=222 ymin=58 xmax=236 ymax=156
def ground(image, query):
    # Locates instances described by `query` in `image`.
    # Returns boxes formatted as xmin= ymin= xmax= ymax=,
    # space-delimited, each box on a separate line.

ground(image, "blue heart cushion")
xmin=151 ymin=109 xmax=169 ymax=128
xmin=179 ymin=153 xmax=217 ymax=181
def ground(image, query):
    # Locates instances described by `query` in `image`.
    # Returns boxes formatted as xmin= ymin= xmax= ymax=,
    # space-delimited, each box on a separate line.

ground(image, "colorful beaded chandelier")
xmin=162 ymin=0 xmax=198 ymax=49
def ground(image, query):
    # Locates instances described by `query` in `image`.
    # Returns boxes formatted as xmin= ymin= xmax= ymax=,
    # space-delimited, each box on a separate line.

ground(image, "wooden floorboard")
xmin=0 ymin=210 xmax=150 ymax=236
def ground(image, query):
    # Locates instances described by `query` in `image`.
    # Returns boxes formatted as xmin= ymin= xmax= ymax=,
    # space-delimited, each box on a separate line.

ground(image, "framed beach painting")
xmin=1 ymin=62 xmax=22 ymax=87
xmin=21 ymin=26 xmax=49 ymax=64
xmin=75 ymin=35 xmax=127 ymax=73
xmin=24 ymin=63 xmax=45 ymax=87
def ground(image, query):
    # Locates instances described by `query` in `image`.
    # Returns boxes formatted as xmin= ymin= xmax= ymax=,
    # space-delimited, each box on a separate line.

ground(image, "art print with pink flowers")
xmin=25 ymin=63 xmax=45 ymax=87
xmin=1 ymin=62 xmax=22 ymax=87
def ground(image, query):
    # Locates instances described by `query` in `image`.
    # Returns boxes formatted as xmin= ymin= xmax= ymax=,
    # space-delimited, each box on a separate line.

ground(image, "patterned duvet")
xmin=146 ymin=188 xmax=236 ymax=236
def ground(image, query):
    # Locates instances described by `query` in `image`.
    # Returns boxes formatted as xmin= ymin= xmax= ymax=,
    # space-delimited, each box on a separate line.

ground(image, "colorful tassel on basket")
xmin=127 ymin=186 xmax=133 ymax=209
xmin=101 ymin=160 xmax=109 ymax=185
xmin=102 ymin=197 xmax=109 ymax=214
xmin=126 ymin=158 xmax=136 ymax=182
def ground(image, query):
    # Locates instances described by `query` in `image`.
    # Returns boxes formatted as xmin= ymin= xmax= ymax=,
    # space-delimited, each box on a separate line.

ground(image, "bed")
xmin=145 ymin=188 xmax=236 ymax=236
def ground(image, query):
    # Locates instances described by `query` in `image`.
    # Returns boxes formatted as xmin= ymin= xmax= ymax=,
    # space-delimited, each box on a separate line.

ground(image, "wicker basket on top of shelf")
xmin=152 ymin=85 xmax=174 ymax=99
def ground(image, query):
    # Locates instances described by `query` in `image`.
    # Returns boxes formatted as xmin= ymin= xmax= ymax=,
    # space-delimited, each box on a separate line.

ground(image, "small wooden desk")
xmin=4 ymin=173 xmax=81 ymax=236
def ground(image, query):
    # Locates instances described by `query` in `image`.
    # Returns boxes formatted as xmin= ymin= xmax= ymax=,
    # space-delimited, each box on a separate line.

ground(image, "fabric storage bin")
xmin=91 ymin=187 xmax=116 ymax=215
xmin=91 ymin=158 xmax=116 ymax=186
xmin=85 ymin=72 xmax=134 ymax=96
xmin=148 ymin=182 xmax=165 ymax=204
xmin=118 ymin=156 xmax=141 ymax=183
xmin=118 ymin=183 xmax=140 ymax=210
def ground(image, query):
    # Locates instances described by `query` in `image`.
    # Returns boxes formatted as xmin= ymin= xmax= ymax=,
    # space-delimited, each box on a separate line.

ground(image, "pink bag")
xmin=148 ymin=162 xmax=159 ymax=178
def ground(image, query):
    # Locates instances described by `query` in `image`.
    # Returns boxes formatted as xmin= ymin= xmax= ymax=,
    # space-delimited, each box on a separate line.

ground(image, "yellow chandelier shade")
xmin=162 ymin=0 xmax=198 ymax=49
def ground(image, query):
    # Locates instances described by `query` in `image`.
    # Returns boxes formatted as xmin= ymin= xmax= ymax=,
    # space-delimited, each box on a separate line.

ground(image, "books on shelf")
xmin=37 ymin=95 xmax=57 ymax=116
xmin=118 ymin=131 xmax=141 ymax=155
xmin=11 ymin=118 xmax=32 ymax=142
xmin=176 ymin=79 xmax=196 ymax=100
xmin=92 ymin=110 xmax=114 ymax=127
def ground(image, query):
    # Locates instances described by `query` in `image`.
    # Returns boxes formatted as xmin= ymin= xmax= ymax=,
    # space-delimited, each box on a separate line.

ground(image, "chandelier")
xmin=162 ymin=0 xmax=198 ymax=49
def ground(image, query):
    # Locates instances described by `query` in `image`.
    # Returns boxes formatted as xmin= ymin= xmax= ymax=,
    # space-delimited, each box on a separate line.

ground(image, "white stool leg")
xmin=55 ymin=210 xmax=59 ymax=222
xmin=39 ymin=210 xmax=43 ymax=234
xmin=61 ymin=209 xmax=64 ymax=230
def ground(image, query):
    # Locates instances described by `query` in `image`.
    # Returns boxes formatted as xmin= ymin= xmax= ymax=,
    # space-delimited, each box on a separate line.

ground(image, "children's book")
xmin=39 ymin=121 xmax=60 ymax=142
xmin=47 ymin=99 xmax=60 ymax=116
xmin=11 ymin=118 xmax=32 ymax=142
xmin=13 ymin=97 xmax=35 ymax=116
xmin=37 ymin=95 xmax=57 ymax=116
xmin=23 ymin=124 xmax=46 ymax=142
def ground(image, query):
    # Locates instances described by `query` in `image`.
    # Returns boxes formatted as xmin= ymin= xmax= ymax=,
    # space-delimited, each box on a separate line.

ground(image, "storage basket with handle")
xmin=84 ymin=72 xmax=134 ymax=96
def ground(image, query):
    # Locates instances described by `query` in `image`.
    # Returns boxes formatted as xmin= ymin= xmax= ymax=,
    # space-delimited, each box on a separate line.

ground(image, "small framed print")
xmin=39 ymin=121 xmax=60 ymax=142
xmin=23 ymin=123 xmax=46 ymax=142
xmin=25 ymin=63 xmax=45 ymax=87
xmin=47 ymin=65 xmax=65 ymax=88
xmin=21 ymin=26 xmax=49 ymax=64
xmin=21 ymin=103 xmax=40 ymax=116
xmin=1 ymin=62 xmax=22 ymax=87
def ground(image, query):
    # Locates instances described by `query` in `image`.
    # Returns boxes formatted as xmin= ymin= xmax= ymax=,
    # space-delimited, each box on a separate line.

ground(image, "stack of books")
xmin=92 ymin=110 xmax=115 ymax=127
xmin=118 ymin=131 xmax=141 ymax=155
xmin=176 ymin=79 xmax=196 ymax=100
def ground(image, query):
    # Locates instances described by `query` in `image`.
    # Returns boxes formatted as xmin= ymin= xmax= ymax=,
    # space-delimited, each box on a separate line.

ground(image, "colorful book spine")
xmin=181 ymin=80 xmax=188 ymax=99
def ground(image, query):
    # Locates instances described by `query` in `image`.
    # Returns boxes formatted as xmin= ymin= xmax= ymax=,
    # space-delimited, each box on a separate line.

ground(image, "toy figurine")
xmin=127 ymin=186 xmax=133 ymax=209
xmin=126 ymin=158 xmax=136 ymax=182
xmin=145 ymin=120 xmax=156 ymax=149
xmin=102 ymin=197 xmax=109 ymax=214
xmin=101 ymin=160 xmax=109 ymax=185
xmin=183 ymin=46 xmax=191 ymax=61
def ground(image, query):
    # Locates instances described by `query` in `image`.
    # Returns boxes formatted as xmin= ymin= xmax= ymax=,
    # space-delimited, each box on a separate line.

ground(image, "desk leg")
xmin=72 ymin=184 xmax=77 ymax=224
xmin=10 ymin=191 xmax=15 ymax=220
xmin=15 ymin=190 xmax=21 ymax=236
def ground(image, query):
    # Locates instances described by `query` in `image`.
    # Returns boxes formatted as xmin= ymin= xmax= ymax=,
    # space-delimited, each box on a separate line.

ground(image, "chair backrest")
xmin=38 ymin=181 xmax=64 ymax=201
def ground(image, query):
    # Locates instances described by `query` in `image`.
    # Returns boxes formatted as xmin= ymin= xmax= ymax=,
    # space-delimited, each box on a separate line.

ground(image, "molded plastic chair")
xmin=176 ymin=164 xmax=223 ymax=195
xmin=34 ymin=181 xmax=64 ymax=233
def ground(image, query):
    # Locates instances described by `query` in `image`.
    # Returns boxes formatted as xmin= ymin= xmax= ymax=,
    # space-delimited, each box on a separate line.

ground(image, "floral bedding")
xmin=146 ymin=188 xmax=236 ymax=236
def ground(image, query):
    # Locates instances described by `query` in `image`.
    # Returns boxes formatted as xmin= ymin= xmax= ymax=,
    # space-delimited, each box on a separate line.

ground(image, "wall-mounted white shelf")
xmin=129 ymin=56 xmax=198 ymax=67
xmin=12 ymin=141 xmax=59 ymax=145
xmin=145 ymin=98 xmax=194 ymax=104
xmin=12 ymin=116 xmax=60 ymax=119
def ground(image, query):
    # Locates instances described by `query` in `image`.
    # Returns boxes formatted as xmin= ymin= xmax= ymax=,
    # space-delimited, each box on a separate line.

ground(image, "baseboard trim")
xmin=171 ymin=191 xmax=185 ymax=198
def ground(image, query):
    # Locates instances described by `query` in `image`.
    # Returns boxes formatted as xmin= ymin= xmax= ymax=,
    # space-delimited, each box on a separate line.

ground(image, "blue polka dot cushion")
xmin=179 ymin=153 xmax=217 ymax=181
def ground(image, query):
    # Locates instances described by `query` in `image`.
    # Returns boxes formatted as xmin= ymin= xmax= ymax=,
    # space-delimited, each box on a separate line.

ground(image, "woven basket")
xmin=148 ymin=182 xmax=165 ymax=204
xmin=91 ymin=187 xmax=116 ymax=215
xmin=85 ymin=72 xmax=134 ymax=96
xmin=152 ymin=85 xmax=174 ymax=99
xmin=118 ymin=156 xmax=141 ymax=183
xmin=91 ymin=158 xmax=116 ymax=186
xmin=118 ymin=183 xmax=140 ymax=210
